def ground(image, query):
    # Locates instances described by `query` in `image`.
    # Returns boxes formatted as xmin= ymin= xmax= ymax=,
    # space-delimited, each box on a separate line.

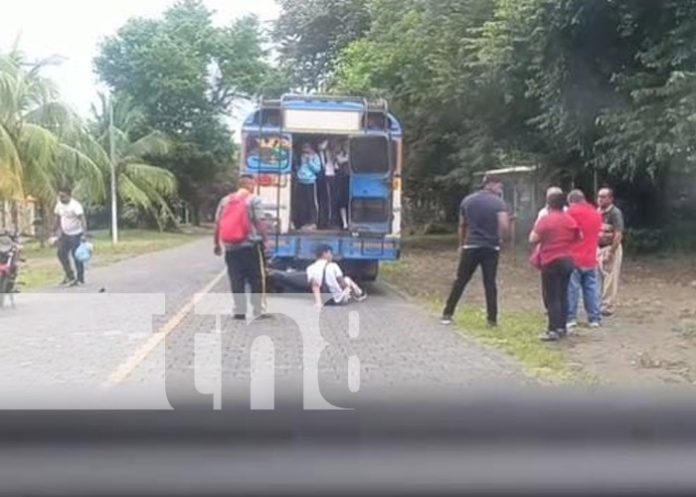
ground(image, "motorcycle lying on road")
xmin=0 ymin=230 xmax=22 ymax=308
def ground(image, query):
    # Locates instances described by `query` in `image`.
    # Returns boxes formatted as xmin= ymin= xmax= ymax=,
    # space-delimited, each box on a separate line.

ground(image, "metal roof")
xmin=473 ymin=166 xmax=538 ymax=176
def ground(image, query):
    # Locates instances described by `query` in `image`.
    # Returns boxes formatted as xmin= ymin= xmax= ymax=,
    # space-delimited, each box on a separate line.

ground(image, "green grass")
xmin=430 ymin=303 xmax=578 ymax=384
xmin=382 ymin=258 xmax=584 ymax=384
xmin=19 ymin=228 xmax=208 ymax=290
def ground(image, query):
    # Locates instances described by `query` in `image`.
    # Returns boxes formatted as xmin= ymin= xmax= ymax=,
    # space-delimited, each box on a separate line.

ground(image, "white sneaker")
xmin=589 ymin=321 xmax=601 ymax=329
xmin=354 ymin=291 xmax=367 ymax=302
xmin=567 ymin=320 xmax=578 ymax=329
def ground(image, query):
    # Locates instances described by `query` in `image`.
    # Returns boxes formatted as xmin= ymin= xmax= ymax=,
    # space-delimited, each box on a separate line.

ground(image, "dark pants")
xmin=318 ymin=175 xmax=340 ymax=229
xmin=294 ymin=182 xmax=317 ymax=229
xmin=267 ymin=269 xmax=309 ymax=293
xmin=541 ymin=257 xmax=574 ymax=332
xmin=316 ymin=172 xmax=329 ymax=229
xmin=225 ymin=245 xmax=266 ymax=317
xmin=336 ymin=172 xmax=349 ymax=220
xmin=443 ymin=247 xmax=499 ymax=323
xmin=57 ymin=233 xmax=84 ymax=283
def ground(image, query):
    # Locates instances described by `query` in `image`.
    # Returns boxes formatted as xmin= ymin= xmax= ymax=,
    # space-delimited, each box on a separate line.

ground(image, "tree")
xmin=273 ymin=0 xmax=371 ymax=90
xmin=334 ymin=0 xmax=498 ymax=206
xmin=94 ymin=0 xmax=274 ymax=222
xmin=90 ymin=94 xmax=178 ymax=229
xmin=0 ymin=50 xmax=105 ymax=213
xmin=594 ymin=0 xmax=696 ymax=180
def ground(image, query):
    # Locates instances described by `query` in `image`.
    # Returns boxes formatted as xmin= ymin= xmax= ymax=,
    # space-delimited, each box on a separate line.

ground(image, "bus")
xmin=240 ymin=94 xmax=402 ymax=281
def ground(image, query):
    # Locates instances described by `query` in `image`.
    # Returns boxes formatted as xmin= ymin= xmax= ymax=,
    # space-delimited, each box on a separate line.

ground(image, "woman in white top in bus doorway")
xmin=333 ymin=140 xmax=350 ymax=230
xmin=317 ymin=138 xmax=344 ymax=229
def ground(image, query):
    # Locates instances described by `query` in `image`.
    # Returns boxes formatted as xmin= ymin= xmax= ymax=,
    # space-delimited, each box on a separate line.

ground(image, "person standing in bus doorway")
xmin=295 ymin=142 xmax=322 ymax=230
xmin=214 ymin=175 xmax=269 ymax=320
xmin=441 ymin=174 xmax=510 ymax=327
xmin=333 ymin=140 xmax=350 ymax=230
xmin=317 ymin=138 xmax=335 ymax=229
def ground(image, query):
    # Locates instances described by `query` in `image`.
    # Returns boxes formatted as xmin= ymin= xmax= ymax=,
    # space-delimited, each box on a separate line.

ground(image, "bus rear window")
xmin=350 ymin=136 xmax=390 ymax=174
xmin=351 ymin=198 xmax=389 ymax=223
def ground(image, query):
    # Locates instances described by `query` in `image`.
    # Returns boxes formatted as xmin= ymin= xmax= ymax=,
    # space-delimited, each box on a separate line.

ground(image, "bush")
xmin=423 ymin=222 xmax=457 ymax=235
xmin=625 ymin=228 xmax=663 ymax=254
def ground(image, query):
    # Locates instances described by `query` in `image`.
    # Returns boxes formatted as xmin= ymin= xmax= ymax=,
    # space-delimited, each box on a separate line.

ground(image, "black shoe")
xmin=540 ymin=330 xmax=561 ymax=342
xmin=233 ymin=314 xmax=246 ymax=321
xmin=59 ymin=277 xmax=73 ymax=286
xmin=440 ymin=315 xmax=453 ymax=325
xmin=487 ymin=320 xmax=498 ymax=328
xmin=254 ymin=313 xmax=273 ymax=320
xmin=68 ymin=279 xmax=80 ymax=287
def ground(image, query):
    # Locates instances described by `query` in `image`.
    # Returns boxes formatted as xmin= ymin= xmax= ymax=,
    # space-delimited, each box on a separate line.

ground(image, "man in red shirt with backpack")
xmin=214 ymin=175 xmax=268 ymax=320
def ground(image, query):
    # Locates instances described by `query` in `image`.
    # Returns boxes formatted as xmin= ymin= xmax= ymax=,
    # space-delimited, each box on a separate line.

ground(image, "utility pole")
xmin=109 ymin=96 xmax=119 ymax=244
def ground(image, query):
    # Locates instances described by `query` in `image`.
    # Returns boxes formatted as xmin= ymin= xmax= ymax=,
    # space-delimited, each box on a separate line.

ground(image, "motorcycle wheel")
xmin=0 ymin=274 xmax=7 ymax=309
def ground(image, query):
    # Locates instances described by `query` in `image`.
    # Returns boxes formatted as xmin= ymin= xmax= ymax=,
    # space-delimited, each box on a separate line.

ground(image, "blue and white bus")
xmin=240 ymin=94 xmax=402 ymax=281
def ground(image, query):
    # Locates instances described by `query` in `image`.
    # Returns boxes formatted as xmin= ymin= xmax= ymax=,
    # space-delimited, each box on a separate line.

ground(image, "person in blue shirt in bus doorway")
xmin=294 ymin=142 xmax=322 ymax=230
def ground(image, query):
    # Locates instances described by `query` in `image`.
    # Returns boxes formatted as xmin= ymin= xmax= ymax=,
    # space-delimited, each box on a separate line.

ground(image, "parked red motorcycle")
xmin=0 ymin=230 xmax=21 ymax=308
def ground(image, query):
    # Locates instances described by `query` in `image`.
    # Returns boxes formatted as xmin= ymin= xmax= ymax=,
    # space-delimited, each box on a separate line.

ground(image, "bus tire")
xmin=342 ymin=260 xmax=379 ymax=282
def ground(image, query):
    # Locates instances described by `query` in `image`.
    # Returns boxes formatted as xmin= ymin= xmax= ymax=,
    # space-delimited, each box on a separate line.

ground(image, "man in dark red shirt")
xmin=566 ymin=189 xmax=603 ymax=329
xmin=529 ymin=192 xmax=580 ymax=341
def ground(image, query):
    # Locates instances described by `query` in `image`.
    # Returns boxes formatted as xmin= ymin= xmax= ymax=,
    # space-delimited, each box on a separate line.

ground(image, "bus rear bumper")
xmin=266 ymin=234 xmax=400 ymax=262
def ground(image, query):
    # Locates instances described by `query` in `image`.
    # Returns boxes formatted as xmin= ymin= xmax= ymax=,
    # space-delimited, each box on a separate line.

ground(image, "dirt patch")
xmin=383 ymin=235 xmax=696 ymax=386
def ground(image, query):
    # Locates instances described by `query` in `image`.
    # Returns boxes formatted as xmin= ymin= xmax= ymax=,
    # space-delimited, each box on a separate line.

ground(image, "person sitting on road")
xmin=306 ymin=244 xmax=367 ymax=307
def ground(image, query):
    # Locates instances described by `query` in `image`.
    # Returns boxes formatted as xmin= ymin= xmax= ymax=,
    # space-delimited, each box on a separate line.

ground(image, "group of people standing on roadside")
xmin=440 ymin=174 xmax=624 ymax=342
xmin=293 ymin=138 xmax=350 ymax=231
xmin=530 ymin=186 xmax=623 ymax=340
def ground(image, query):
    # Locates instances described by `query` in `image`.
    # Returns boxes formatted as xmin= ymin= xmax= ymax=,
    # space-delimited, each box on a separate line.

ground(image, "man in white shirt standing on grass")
xmin=53 ymin=186 xmax=87 ymax=286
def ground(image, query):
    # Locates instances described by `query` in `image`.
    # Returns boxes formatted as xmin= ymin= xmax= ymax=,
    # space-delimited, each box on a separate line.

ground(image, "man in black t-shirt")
xmin=441 ymin=174 xmax=510 ymax=326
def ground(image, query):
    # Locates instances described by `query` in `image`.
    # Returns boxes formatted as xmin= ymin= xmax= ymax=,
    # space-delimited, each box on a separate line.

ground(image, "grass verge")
xmin=19 ymin=228 xmax=208 ymax=290
xmin=382 ymin=260 xmax=580 ymax=384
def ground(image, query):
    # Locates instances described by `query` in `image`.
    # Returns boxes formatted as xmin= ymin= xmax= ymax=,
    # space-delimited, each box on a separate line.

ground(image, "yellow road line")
xmin=100 ymin=269 xmax=227 ymax=389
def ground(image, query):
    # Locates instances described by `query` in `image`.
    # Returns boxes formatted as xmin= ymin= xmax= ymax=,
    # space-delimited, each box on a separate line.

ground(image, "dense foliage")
xmin=94 ymin=0 xmax=276 ymax=223
xmin=6 ymin=0 xmax=696 ymax=235
xmin=273 ymin=0 xmax=696 ymax=227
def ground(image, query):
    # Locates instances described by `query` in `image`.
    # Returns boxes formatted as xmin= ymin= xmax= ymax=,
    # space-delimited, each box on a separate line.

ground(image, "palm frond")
xmin=0 ymin=123 xmax=24 ymax=198
xmin=122 ymin=162 xmax=177 ymax=196
xmin=124 ymin=131 xmax=170 ymax=160
xmin=56 ymin=143 xmax=107 ymax=203
xmin=16 ymin=123 xmax=58 ymax=203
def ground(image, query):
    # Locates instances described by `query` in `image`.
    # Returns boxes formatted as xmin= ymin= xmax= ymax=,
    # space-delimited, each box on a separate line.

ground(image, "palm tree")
xmin=0 ymin=50 xmax=105 ymax=216
xmin=90 ymin=93 xmax=178 ymax=230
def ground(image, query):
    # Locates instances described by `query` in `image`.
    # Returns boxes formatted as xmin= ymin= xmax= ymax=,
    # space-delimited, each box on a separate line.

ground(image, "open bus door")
xmin=348 ymin=134 xmax=393 ymax=235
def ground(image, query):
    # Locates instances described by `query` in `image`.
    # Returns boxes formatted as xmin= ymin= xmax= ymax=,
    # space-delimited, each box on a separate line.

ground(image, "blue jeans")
xmin=567 ymin=268 xmax=601 ymax=323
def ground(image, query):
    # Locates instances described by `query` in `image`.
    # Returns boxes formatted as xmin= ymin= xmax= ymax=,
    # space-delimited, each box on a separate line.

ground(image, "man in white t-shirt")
xmin=53 ymin=187 xmax=87 ymax=286
xmin=306 ymin=244 xmax=367 ymax=306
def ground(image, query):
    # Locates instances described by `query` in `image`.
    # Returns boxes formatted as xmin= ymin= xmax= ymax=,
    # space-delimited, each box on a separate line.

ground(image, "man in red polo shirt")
xmin=566 ymin=189 xmax=603 ymax=328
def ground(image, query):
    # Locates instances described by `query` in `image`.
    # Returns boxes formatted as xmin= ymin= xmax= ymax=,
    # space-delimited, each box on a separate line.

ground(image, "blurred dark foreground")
xmin=2 ymin=388 xmax=696 ymax=496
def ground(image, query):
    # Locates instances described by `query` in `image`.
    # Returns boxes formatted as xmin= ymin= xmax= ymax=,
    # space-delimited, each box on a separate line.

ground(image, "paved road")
xmin=0 ymin=238 xmax=526 ymax=408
